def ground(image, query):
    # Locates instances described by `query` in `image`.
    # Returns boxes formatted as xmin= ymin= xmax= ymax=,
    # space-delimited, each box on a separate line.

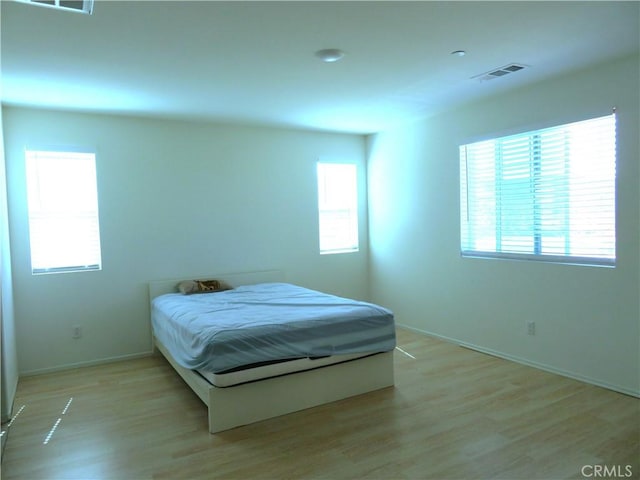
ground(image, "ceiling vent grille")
xmin=18 ymin=0 xmax=94 ymax=14
xmin=473 ymin=63 xmax=528 ymax=82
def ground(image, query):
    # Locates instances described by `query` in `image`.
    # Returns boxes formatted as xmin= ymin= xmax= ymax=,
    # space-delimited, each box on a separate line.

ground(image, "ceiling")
xmin=1 ymin=1 xmax=639 ymax=134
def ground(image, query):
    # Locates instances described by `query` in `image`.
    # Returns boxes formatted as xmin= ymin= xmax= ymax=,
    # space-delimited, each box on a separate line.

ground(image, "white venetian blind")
xmin=25 ymin=150 xmax=102 ymax=274
xmin=460 ymin=113 xmax=616 ymax=266
xmin=317 ymin=162 xmax=359 ymax=254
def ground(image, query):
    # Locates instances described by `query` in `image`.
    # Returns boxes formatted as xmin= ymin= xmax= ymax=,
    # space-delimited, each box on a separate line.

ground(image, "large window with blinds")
xmin=25 ymin=149 xmax=102 ymax=274
xmin=459 ymin=113 xmax=616 ymax=266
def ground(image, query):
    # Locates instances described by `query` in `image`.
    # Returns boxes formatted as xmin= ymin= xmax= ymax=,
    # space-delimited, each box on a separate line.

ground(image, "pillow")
xmin=177 ymin=279 xmax=232 ymax=295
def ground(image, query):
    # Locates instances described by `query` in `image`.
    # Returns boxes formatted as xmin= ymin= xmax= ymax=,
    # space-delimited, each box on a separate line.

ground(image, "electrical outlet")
xmin=72 ymin=325 xmax=82 ymax=339
xmin=527 ymin=321 xmax=536 ymax=336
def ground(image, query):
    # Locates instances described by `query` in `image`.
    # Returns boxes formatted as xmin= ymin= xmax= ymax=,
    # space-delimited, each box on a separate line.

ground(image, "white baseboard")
xmin=397 ymin=323 xmax=640 ymax=399
xmin=19 ymin=351 xmax=155 ymax=377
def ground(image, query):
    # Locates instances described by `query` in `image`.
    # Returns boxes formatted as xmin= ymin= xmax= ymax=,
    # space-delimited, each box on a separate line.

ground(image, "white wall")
xmin=1 ymin=105 xmax=19 ymax=421
xmin=367 ymin=54 xmax=640 ymax=396
xmin=3 ymin=108 xmax=369 ymax=374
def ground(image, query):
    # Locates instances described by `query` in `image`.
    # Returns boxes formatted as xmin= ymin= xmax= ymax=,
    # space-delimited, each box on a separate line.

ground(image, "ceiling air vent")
xmin=18 ymin=0 xmax=94 ymax=14
xmin=472 ymin=63 xmax=528 ymax=82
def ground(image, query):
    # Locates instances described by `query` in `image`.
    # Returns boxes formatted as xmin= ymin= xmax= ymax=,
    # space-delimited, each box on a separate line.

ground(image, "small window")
xmin=317 ymin=163 xmax=359 ymax=254
xmin=25 ymin=149 xmax=102 ymax=274
xmin=460 ymin=113 xmax=616 ymax=266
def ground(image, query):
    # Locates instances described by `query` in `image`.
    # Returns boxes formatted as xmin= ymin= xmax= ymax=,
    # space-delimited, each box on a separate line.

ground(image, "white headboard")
xmin=148 ymin=269 xmax=285 ymax=301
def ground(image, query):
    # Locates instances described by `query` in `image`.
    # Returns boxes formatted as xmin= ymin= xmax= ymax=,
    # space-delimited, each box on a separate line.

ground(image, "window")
xmin=25 ymin=149 xmax=102 ymax=274
xmin=317 ymin=163 xmax=358 ymax=254
xmin=460 ymin=113 xmax=616 ymax=266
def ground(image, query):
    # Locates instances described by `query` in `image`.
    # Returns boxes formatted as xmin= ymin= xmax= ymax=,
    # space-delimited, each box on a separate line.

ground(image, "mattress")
xmin=151 ymin=282 xmax=396 ymax=374
xmin=197 ymin=351 xmax=374 ymax=387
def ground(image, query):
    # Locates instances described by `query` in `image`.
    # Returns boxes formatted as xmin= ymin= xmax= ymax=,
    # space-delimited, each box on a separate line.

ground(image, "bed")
xmin=149 ymin=270 xmax=396 ymax=433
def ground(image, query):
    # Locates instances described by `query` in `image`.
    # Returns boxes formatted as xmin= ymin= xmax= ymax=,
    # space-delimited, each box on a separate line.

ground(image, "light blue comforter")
xmin=151 ymin=282 xmax=396 ymax=373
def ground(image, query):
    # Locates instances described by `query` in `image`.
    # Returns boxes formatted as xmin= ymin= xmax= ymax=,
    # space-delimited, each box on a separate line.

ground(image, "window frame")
xmin=316 ymin=162 xmax=359 ymax=255
xmin=25 ymin=148 xmax=103 ymax=275
xmin=459 ymin=113 xmax=617 ymax=267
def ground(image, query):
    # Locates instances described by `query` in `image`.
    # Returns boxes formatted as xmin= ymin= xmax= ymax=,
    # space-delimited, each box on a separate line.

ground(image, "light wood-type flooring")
xmin=2 ymin=328 xmax=638 ymax=480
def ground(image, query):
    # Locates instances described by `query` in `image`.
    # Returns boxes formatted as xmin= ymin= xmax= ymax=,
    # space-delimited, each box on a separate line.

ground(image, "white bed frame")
xmin=149 ymin=270 xmax=395 ymax=433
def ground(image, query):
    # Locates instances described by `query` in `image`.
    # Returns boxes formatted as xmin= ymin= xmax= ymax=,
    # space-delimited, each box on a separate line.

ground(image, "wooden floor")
xmin=2 ymin=328 xmax=638 ymax=480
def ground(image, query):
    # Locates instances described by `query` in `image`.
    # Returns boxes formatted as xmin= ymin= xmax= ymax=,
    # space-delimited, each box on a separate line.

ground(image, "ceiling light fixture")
xmin=451 ymin=50 xmax=467 ymax=57
xmin=315 ymin=49 xmax=345 ymax=63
